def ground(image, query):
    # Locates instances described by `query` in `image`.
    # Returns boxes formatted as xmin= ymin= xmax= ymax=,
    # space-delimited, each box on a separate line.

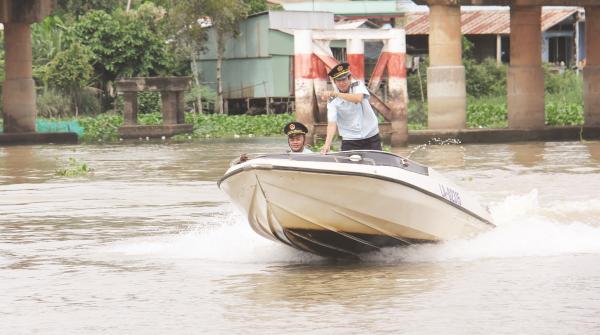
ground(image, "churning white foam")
xmin=107 ymin=209 xmax=322 ymax=264
xmin=107 ymin=191 xmax=600 ymax=265
xmin=365 ymin=190 xmax=600 ymax=263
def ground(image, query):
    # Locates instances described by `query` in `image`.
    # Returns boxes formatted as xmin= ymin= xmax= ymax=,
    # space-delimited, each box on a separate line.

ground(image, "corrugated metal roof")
xmin=406 ymin=7 xmax=579 ymax=35
xmin=281 ymin=0 xmax=418 ymax=15
xmin=269 ymin=11 xmax=335 ymax=30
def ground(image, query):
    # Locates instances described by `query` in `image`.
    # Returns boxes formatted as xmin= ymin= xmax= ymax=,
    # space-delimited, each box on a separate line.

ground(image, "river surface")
xmin=1 ymin=138 xmax=600 ymax=334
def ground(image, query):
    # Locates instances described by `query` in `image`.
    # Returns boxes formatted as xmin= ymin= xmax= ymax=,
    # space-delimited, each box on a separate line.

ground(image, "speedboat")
xmin=218 ymin=150 xmax=494 ymax=258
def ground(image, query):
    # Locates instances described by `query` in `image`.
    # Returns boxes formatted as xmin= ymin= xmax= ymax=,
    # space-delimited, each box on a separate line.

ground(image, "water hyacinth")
xmin=55 ymin=158 xmax=93 ymax=177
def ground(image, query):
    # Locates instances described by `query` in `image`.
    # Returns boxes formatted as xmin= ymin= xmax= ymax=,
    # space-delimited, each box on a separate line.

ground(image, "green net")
xmin=35 ymin=120 xmax=84 ymax=137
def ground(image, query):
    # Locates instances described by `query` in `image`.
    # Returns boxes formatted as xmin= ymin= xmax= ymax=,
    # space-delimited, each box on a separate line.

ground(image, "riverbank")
xmin=0 ymin=95 xmax=589 ymax=145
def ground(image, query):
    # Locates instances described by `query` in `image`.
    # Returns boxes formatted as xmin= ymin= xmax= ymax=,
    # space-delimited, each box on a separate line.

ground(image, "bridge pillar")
xmin=427 ymin=4 xmax=466 ymax=130
xmin=507 ymin=6 xmax=545 ymax=129
xmin=584 ymin=6 xmax=600 ymax=127
xmin=0 ymin=0 xmax=65 ymax=144
xmin=3 ymin=22 xmax=36 ymax=133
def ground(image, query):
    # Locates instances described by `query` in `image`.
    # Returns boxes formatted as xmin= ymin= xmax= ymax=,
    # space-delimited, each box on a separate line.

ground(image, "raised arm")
xmin=322 ymin=91 xmax=363 ymax=104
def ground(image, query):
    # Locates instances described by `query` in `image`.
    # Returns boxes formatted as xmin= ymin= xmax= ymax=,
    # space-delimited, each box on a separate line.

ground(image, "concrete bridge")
xmin=417 ymin=0 xmax=600 ymax=131
xmin=2 ymin=0 xmax=600 ymax=145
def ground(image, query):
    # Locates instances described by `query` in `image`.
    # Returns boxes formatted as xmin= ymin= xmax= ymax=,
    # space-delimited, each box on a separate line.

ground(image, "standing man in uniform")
xmin=320 ymin=62 xmax=382 ymax=154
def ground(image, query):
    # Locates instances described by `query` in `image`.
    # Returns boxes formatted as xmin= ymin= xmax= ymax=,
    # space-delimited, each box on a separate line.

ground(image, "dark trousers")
xmin=341 ymin=133 xmax=382 ymax=151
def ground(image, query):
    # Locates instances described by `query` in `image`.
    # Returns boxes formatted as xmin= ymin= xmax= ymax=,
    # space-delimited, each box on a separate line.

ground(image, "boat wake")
xmin=107 ymin=191 xmax=600 ymax=265
xmin=106 ymin=206 xmax=323 ymax=264
xmin=364 ymin=190 xmax=600 ymax=263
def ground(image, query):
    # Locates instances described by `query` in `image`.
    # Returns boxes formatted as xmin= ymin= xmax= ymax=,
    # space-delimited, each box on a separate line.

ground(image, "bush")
xmin=37 ymin=88 xmax=101 ymax=118
xmin=79 ymin=113 xmax=122 ymax=142
xmin=185 ymin=84 xmax=217 ymax=113
xmin=43 ymin=42 xmax=95 ymax=115
xmin=465 ymin=58 xmax=507 ymax=98
xmin=37 ymin=90 xmax=72 ymax=118
xmin=186 ymin=113 xmax=295 ymax=137
xmin=407 ymin=57 xmax=428 ymax=102
xmin=545 ymin=98 xmax=583 ymax=126
xmin=138 ymin=92 xmax=162 ymax=114
xmin=408 ymin=100 xmax=427 ymax=126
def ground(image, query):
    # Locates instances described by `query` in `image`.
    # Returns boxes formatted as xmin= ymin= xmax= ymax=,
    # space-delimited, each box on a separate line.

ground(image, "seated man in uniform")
xmin=238 ymin=121 xmax=312 ymax=163
xmin=283 ymin=121 xmax=313 ymax=153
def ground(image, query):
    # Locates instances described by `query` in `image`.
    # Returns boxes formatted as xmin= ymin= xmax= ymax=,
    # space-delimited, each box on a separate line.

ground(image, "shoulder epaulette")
xmin=350 ymin=82 xmax=359 ymax=88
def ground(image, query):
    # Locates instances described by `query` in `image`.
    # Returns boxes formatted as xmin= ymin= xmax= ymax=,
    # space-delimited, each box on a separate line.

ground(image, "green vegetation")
xmin=186 ymin=113 xmax=295 ymax=138
xmin=407 ymin=51 xmax=584 ymax=128
xmin=466 ymin=96 xmax=507 ymax=128
xmin=78 ymin=112 xmax=166 ymax=142
xmin=544 ymin=65 xmax=584 ymax=126
xmin=0 ymin=0 xmax=271 ymax=118
xmin=43 ymin=43 xmax=95 ymax=116
xmin=55 ymin=158 xmax=93 ymax=177
xmin=0 ymin=2 xmax=585 ymax=139
xmin=73 ymin=113 xmax=295 ymax=142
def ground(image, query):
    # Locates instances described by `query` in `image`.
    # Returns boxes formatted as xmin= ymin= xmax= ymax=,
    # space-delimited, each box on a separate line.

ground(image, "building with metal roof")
xmin=199 ymin=2 xmax=587 ymax=115
xmin=280 ymin=0 xmax=421 ymax=17
xmin=405 ymin=6 xmax=584 ymax=66
xmin=197 ymin=11 xmax=334 ymax=114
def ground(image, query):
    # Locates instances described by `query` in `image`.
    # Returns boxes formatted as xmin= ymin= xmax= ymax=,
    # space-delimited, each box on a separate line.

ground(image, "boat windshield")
xmin=259 ymin=151 xmax=429 ymax=175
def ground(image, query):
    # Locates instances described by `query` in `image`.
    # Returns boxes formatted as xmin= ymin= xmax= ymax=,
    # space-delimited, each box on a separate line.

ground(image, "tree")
xmin=245 ymin=0 xmax=268 ymax=14
xmin=56 ymin=0 xmax=123 ymax=18
xmin=167 ymin=2 xmax=210 ymax=113
xmin=69 ymin=6 xmax=174 ymax=89
xmin=43 ymin=43 xmax=95 ymax=116
xmin=209 ymin=0 xmax=249 ymax=114
xmin=32 ymin=16 xmax=69 ymax=89
xmin=169 ymin=0 xmax=249 ymax=114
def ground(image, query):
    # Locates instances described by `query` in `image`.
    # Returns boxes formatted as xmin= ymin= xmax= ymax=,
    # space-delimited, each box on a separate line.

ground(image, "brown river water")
xmin=1 ymin=138 xmax=600 ymax=334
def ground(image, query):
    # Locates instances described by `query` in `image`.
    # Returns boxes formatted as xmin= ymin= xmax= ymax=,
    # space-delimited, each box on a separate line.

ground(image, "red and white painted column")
xmin=368 ymin=42 xmax=389 ymax=92
xmin=347 ymin=38 xmax=365 ymax=82
xmin=313 ymin=40 xmax=336 ymax=122
xmin=386 ymin=31 xmax=408 ymax=146
xmin=293 ymin=30 xmax=316 ymax=139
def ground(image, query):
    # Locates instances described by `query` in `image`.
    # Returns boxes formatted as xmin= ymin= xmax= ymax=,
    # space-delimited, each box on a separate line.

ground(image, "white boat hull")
xmin=219 ymin=152 xmax=494 ymax=258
